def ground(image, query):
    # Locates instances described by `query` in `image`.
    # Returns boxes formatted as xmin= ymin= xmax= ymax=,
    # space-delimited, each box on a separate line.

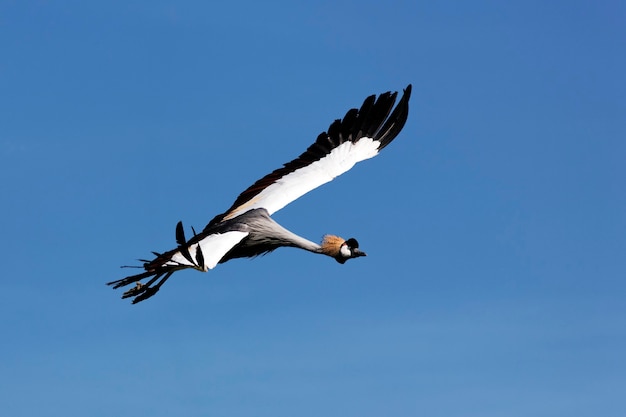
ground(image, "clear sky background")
xmin=1 ymin=1 xmax=624 ymax=416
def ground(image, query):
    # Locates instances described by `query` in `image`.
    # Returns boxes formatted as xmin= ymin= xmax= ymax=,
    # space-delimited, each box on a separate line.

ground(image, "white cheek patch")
xmin=340 ymin=244 xmax=352 ymax=258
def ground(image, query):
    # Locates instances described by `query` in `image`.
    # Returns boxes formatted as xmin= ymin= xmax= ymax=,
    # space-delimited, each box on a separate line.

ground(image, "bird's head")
xmin=320 ymin=235 xmax=367 ymax=264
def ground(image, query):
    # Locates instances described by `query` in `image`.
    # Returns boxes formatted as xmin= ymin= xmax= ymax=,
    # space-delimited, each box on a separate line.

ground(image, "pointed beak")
xmin=353 ymin=248 xmax=367 ymax=258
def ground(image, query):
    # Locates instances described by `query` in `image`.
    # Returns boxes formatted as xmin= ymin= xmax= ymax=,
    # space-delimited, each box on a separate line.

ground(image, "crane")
xmin=108 ymin=85 xmax=412 ymax=303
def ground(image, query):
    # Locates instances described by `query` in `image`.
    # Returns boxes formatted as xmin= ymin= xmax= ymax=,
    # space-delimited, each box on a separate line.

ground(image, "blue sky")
xmin=1 ymin=1 xmax=625 ymax=416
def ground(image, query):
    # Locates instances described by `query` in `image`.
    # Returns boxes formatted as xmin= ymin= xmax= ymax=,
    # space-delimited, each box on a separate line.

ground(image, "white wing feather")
xmin=168 ymin=231 xmax=249 ymax=270
xmin=224 ymin=138 xmax=379 ymax=219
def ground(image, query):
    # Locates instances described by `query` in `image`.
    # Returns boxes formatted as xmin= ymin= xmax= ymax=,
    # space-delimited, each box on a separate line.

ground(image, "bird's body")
xmin=108 ymin=85 xmax=412 ymax=303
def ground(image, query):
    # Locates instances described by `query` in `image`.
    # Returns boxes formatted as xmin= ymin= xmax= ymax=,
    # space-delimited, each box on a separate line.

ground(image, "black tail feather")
xmin=107 ymin=269 xmax=157 ymax=289
xmin=107 ymin=266 xmax=181 ymax=304
xmin=108 ymin=221 xmax=203 ymax=303
xmin=113 ymin=270 xmax=175 ymax=304
xmin=120 ymin=272 xmax=164 ymax=299
xmin=128 ymin=271 xmax=174 ymax=304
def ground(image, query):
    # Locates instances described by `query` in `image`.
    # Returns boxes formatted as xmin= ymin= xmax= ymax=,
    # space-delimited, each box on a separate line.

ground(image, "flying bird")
xmin=108 ymin=85 xmax=412 ymax=303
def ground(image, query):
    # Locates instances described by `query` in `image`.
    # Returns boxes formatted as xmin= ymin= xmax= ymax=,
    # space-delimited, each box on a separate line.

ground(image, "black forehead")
xmin=345 ymin=238 xmax=359 ymax=248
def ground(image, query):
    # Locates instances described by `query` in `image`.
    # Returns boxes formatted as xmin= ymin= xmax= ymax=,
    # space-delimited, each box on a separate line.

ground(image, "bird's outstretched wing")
xmin=209 ymin=84 xmax=412 ymax=226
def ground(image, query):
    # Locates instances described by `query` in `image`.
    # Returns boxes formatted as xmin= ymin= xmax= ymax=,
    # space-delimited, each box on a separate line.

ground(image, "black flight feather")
xmin=175 ymin=221 xmax=194 ymax=264
xmin=195 ymin=245 xmax=205 ymax=271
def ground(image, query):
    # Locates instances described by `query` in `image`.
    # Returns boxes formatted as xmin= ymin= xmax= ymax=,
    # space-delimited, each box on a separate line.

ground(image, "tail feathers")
xmin=108 ymin=221 xmax=249 ymax=304
xmin=107 ymin=269 xmax=157 ymax=290
xmin=118 ymin=270 xmax=175 ymax=304
xmin=107 ymin=221 xmax=203 ymax=304
xmin=106 ymin=263 xmax=184 ymax=304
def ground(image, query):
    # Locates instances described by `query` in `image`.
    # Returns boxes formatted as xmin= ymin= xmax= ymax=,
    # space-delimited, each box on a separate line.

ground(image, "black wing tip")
xmin=323 ymin=83 xmax=412 ymax=149
xmin=373 ymin=84 xmax=412 ymax=150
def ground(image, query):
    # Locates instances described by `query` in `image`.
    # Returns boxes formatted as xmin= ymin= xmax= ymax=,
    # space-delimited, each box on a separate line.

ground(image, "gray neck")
xmin=286 ymin=232 xmax=323 ymax=253
xmin=233 ymin=209 xmax=324 ymax=254
xmin=267 ymin=222 xmax=323 ymax=253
